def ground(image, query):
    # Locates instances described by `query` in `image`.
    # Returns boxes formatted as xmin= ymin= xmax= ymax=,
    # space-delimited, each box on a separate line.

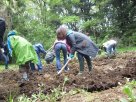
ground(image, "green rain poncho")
xmin=7 ymin=30 xmax=38 ymax=65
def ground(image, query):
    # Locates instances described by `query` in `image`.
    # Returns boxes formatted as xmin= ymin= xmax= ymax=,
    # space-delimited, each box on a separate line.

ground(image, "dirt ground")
xmin=0 ymin=51 xmax=136 ymax=102
xmin=61 ymin=86 xmax=126 ymax=102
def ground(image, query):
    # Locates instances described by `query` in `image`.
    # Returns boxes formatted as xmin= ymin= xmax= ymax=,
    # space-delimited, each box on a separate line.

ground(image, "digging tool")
xmin=46 ymin=45 xmax=53 ymax=53
xmin=57 ymin=59 xmax=71 ymax=75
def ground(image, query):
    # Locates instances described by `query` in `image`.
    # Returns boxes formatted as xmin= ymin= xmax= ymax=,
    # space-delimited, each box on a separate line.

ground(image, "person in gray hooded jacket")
xmin=56 ymin=26 xmax=98 ymax=75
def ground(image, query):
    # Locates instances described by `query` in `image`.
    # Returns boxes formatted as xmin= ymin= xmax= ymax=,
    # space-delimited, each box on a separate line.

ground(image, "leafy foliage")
xmin=120 ymin=80 xmax=136 ymax=102
xmin=0 ymin=0 xmax=135 ymax=47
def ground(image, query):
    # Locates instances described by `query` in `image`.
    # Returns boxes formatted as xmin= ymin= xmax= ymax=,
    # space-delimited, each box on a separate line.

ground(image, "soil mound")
xmin=0 ymin=52 xmax=135 ymax=100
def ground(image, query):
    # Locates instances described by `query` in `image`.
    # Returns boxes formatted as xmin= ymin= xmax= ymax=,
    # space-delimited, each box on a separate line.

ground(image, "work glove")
xmin=70 ymin=53 xmax=74 ymax=58
xmin=67 ymin=53 xmax=74 ymax=60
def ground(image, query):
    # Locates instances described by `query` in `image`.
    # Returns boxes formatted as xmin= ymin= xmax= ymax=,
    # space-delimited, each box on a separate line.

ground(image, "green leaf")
xmin=120 ymin=98 xmax=128 ymax=102
xmin=123 ymin=85 xmax=133 ymax=97
xmin=61 ymin=16 xmax=80 ymax=23
xmin=64 ymin=76 xmax=69 ymax=82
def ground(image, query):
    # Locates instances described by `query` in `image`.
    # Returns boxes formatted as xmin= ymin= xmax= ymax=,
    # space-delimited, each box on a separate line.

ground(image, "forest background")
xmin=0 ymin=0 xmax=136 ymax=49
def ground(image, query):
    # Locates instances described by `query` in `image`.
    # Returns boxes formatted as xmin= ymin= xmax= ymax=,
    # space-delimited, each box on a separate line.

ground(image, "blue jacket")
xmin=7 ymin=30 xmax=16 ymax=56
xmin=33 ymin=43 xmax=46 ymax=55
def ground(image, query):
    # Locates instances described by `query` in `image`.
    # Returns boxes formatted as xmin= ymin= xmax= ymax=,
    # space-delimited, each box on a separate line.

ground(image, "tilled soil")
xmin=61 ymin=86 xmax=127 ymax=102
xmin=0 ymin=52 xmax=136 ymax=101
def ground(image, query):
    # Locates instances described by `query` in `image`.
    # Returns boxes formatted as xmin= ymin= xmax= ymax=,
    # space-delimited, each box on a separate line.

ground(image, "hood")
xmin=8 ymin=30 xmax=17 ymax=37
xmin=66 ymin=30 xmax=73 ymax=36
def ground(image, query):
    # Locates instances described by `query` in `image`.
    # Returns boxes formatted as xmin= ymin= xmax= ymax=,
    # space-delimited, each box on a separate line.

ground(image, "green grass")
xmin=0 ymin=64 xmax=19 ymax=72
xmin=120 ymin=80 xmax=136 ymax=102
xmin=96 ymin=46 xmax=136 ymax=58
xmin=117 ymin=47 xmax=136 ymax=53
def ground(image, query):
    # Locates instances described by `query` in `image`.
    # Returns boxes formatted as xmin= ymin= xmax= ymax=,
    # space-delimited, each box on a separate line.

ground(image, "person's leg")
xmin=6 ymin=55 xmax=9 ymax=67
xmin=84 ymin=55 xmax=92 ymax=72
xmin=29 ymin=62 xmax=35 ymax=71
xmin=109 ymin=45 xmax=113 ymax=54
xmin=112 ymin=44 xmax=116 ymax=55
xmin=61 ymin=44 xmax=68 ymax=71
xmin=106 ymin=45 xmax=112 ymax=57
xmin=1 ymin=53 xmax=8 ymax=69
xmin=24 ymin=62 xmax=30 ymax=73
xmin=77 ymin=52 xmax=84 ymax=74
xmin=55 ymin=43 xmax=62 ymax=71
xmin=103 ymin=47 xmax=106 ymax=52
xmin=19 ymin=62 xmax=30 ymax=81
xmin=36 ymin=54 xmax=43 ymax=71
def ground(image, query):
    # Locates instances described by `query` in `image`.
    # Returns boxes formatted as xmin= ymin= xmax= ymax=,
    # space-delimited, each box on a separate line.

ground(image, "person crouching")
xmin=7 ymin=30 xmax=38 ymax=81
xmin=56 ymin=26 xmax=98 ymax=75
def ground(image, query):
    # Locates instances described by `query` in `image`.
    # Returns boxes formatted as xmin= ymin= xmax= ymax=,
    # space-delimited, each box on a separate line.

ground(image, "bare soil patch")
xmin=0 ymin=52 xmax=136 ymax=101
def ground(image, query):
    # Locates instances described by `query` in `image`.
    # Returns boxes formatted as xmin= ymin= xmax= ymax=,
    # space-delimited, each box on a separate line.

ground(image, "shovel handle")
xmin=57 ymin=59 xmax=70 ymax=75
xmin=46 ymin=46 xmax=53 ymax=53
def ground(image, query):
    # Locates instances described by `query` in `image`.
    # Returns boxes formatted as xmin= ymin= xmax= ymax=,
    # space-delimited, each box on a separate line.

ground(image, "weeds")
xmin=17 ymin=94 xmax=31 ymax=102
xmin=45 ymin=76 xmax=69 ymax=102
xmin=120 ymin=80 xmax=136 ymax=102
xmin=16 ymin=76 xmax=69 ymax=102
xmin=7 ymin=92 xmax=14 ymax=102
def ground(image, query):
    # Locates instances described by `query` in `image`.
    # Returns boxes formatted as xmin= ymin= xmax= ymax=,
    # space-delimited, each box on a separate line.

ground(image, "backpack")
xmin=45 ymin=51 xmax=55 ymax=64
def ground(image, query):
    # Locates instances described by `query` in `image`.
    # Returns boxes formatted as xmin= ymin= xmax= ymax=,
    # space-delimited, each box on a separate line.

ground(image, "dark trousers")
xmin=0 ymin=20 xmax=6 ymax=48
xmin=77 ymin=52 xmax=92 ymax=72
xmin=0 ymin=53 xmax=9 ymax=69
xmin=105 ymin=44 xmax=116 ymax=57
xmin=36 ymin=53 xmax=43 ymax=71
xmin=19 ymin=61 xmax=35 ymax=73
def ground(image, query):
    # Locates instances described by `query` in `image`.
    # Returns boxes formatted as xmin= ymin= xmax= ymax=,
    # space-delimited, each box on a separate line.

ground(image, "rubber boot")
xmin=22 ymin=72 xmax=29 ymax=81
xmin=87 ymin=60 xmax=92 ymax=72
xmin=84 ymin=56 xmax=92 ymax=74
xmin=78 ymin=59 xmax=84 ymax=75
xmin=30 ymin=62 xmax=35 ymax=71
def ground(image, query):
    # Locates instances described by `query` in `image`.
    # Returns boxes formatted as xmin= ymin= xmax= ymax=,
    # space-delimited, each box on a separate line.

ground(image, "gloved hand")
xmin=67 ymin=53 xmax=74 ymax=60
xmin=69 ymin=53 xmax=74 ymax=58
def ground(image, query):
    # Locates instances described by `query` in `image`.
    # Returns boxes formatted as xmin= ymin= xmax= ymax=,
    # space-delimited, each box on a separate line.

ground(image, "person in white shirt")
xmin=103 ymin=39 xmax=117 ymax=57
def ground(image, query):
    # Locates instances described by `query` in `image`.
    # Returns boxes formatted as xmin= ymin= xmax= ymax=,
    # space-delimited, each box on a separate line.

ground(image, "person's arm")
xmin=39 ymin=45 xmax=46 ymax=55
xmin=7 ymin=37 xmax=12 ymax=56
xmin=67 ymin=34 xmax=76 ymax=56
